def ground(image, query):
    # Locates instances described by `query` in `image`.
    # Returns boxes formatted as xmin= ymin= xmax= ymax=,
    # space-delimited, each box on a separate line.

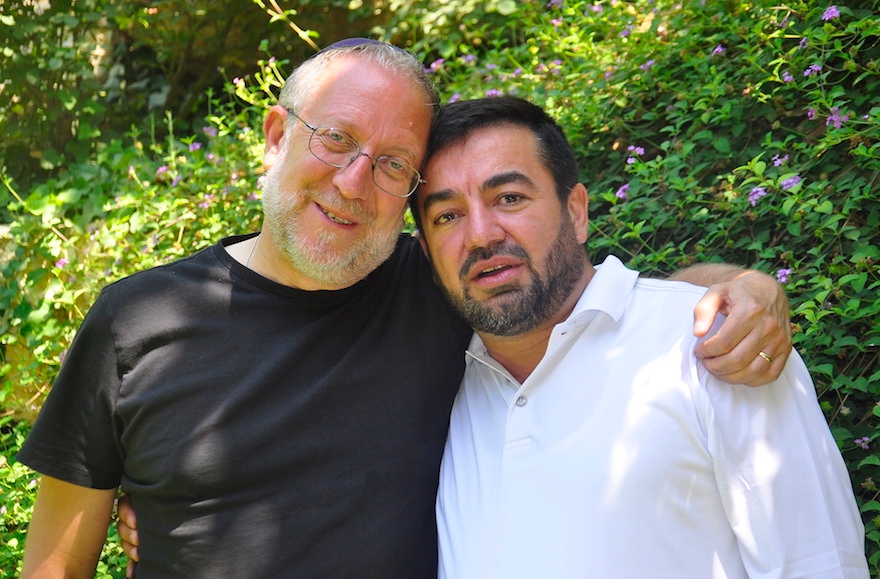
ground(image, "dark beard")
xmin=439 ymin=217 xmax=586 ymax=337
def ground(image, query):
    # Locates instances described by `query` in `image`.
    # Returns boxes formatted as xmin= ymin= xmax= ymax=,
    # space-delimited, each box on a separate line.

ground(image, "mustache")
xmin=459 ymin=243 xmax=529 ymax=280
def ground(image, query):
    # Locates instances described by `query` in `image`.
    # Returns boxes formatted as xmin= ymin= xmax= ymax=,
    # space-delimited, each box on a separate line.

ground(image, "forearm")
xmin=667 ymin=263 xmax=749 ymax=287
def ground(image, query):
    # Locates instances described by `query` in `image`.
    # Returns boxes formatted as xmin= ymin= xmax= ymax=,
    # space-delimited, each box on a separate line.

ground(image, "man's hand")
xmin=693 ymin=270 xmax=792 ymax=386
xmin=117 ymin=494 xmax=139 ymax=578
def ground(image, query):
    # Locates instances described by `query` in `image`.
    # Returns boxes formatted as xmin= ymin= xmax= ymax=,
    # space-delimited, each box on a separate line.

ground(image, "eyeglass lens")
xmin=309 ymin=128 xmax=419 ymax=198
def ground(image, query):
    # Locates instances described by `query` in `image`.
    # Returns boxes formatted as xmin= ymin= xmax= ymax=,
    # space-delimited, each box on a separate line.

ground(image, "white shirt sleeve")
xmin=702 ymin=350 xmax=869 ymax=578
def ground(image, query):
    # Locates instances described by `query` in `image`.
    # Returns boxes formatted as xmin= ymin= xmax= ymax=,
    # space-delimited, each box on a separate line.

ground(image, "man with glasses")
xmin=17 ymin=39 xmax=791 ymax=578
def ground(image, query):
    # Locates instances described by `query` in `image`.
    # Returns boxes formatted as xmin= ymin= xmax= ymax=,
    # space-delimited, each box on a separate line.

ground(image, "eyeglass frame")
xmin=285 ymin=108 xmax=425 ymax=198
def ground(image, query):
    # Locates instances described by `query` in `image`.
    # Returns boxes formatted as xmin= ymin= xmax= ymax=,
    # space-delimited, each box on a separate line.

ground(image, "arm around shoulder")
xmin=20 ymin=475 xmax=117 ymax=579
xmin=671 ymin=263 xmax=792 ymax=386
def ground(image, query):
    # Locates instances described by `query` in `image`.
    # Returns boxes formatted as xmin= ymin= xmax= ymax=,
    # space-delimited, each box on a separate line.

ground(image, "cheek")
xmin=426 ymin=238 xmax=462 ymax=284
xmin=374 ymin=197 xmax=408 ymax=226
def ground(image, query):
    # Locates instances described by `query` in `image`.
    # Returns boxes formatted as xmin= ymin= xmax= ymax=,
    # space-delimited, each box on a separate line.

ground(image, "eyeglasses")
xmin=286 ymin=109 xmax=423 ymax=198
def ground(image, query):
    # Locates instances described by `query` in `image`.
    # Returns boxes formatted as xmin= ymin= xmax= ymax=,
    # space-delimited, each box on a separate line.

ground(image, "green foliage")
xmin=1 ymin=0 xmax=878 ymax=575
xmin=0 ymin=0 xmax=124 ymax=188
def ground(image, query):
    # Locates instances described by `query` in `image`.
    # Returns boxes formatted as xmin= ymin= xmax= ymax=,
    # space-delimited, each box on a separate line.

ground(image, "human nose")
xmin=464 ymin=204 xmax=505 ymax=250
xmin=332 ymin=153 xmax=376 ymax=200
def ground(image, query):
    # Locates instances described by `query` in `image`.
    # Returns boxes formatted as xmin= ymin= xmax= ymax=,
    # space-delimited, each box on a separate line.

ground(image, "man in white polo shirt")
xmin=413 ymin=96 xmax=869 ymax=578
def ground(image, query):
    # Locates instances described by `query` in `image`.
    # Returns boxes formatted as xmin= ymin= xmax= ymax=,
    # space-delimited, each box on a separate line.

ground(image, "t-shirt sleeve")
xmin=16 ymin=291 xmax=125 ymax=489
xmin=703 ymin=351 xmax=869 ymax=577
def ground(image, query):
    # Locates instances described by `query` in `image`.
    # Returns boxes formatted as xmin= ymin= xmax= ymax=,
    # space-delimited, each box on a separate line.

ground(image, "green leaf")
xmin=496 ymin=0 xmax=518 ymax=15
xmin=712 ymin=137 xmax=731 ymax=154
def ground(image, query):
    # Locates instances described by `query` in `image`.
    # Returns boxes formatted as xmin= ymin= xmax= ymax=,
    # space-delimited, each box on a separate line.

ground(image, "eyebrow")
xmin=420 ymin=170 xmax=536 ymax=216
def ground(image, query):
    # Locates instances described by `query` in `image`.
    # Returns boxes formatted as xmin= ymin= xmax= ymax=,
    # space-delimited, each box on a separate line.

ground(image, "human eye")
xmin=378 ymin=156 xmax=414 ymax=180
xmin=498 ymin=193 xmax=524 ymax=206
xmin=318 ymin=128 xmax=356 ymax=153
xmin=433 ymin=211 xmax=459 ymax=225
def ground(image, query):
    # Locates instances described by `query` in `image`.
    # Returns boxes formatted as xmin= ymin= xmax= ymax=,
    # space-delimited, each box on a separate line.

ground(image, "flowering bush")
xmin=1 ymin=0 xmax=878 ymax=575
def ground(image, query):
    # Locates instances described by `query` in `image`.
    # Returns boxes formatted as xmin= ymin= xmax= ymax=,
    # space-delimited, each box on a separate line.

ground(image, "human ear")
xmin=567 ymin=183 xmax=589 ymax=244
xmin=262 ymin=105 xmax=288 ymax=170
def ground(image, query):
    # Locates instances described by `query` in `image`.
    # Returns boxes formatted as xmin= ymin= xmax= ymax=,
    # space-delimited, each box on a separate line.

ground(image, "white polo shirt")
xmin=437 ymin=256 xmax=867 ymax=579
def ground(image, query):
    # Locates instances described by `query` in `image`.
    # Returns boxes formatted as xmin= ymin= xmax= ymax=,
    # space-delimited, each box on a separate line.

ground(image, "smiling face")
xmin=416 ymin=123 xmax=590 ymax=337
xmin=260 ymin=54 xmax=433 ymax=290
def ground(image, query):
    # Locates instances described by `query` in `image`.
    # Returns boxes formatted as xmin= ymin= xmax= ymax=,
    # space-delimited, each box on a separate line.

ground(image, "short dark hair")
xmin=412 ymin=96 xmax=580 ymax=229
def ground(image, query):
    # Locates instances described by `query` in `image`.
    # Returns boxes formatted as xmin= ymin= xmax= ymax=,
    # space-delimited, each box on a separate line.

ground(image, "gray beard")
xmin=261 ymin=160 xmax=402 ymax=289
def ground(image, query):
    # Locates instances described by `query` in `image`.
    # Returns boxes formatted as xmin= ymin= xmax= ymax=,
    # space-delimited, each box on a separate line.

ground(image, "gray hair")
xmin=279 ymin=39 xmax=439 ymax=118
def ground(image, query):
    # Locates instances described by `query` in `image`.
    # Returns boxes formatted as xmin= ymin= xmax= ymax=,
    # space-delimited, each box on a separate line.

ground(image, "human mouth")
xmin=477 ymin=264 xmax=512 ymax=278
xmin=319 ymin=205 xmax=355 ymax=225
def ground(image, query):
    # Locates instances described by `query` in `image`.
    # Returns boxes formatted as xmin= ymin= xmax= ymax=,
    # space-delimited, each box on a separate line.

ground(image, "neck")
xmin=478 ymin=265 xmax=595 ymax=383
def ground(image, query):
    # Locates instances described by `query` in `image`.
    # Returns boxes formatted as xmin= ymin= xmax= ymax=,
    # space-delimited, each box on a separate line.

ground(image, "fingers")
xmin=697 ymin=310 xmax=792 ymax=385
xmin=701 ymin=339 xmax=791 ymax=386
xmin=692 ymin=288 xmax=724 ymax=338
xmin=116 ymin=494 xmax=140 ymax=565
xmin=127 ymin=559 xmax=135 ymax=579
xmin=694 ymin=270 xmax=793 ymax=386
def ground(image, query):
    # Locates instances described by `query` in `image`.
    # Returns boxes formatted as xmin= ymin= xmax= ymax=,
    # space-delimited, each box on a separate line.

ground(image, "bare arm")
xmin=669 ymin=263 xmax=792 ymax=386
xmin=20 ymin=476 xmax=117 ymax=579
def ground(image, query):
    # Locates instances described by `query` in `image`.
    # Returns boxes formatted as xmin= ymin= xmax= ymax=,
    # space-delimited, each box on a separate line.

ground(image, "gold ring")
xmin=758 ymin=351 xmax=773 ymax=365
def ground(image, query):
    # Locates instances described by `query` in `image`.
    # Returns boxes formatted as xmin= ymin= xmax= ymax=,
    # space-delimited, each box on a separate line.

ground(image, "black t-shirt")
xmin=18 ymin=233 xmax=472 ymax=578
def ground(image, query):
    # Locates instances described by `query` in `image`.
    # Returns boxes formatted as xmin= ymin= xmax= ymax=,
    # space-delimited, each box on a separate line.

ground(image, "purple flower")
xmin=551 ymin=18 xmax=563 ymax=27
xmin=463 ymin=54 xmax=476 ymax=64
xmin=198 ymin=194 xmax=216 ymax=209
xmin=615 ymin=184 xmax=630 ymax=199
xmin=826 ymin=106 xmax=850 ymax=129
xmin=449 ymin=93 xmax=461 ymax=103
xmin=547 ymin=0 xmax=563 ymax=7
xmin=485 ymin=89 xmax=504 ymax=97
xmin=822 ymin=5 xmax=840 ymax=20
xmin=781 ymin=175 xmax=802 ymax=190
xmin=639 ymin=59 xmax=656 ymax=71
xmin=797 ymin=38 xmax=809 ymax=50
xmin=588 ymin=4 xmax=603 ymax=13
xmin=748 ymin=186 xmax=767 ymax=206
xmin=202 ymin=126 xmax=218 ymax=138
xmin=807 ymin=108 xmax=817 ymax=120
xmin=189 ymin=142 xmax=202 ymax=152
xmin=429 ymin=58 xmax=445 ymax=72
xmin=804 ymin=64 xmax=822 ymax=77
xmin=776 ymin=268 xmax=792 ymax=283
xmin=782 ymin=71 xmax=794 ymax=83
xmin=55 ymin=258 xmax=69 ymax=268
xmin=155 ymin=165 xmax=169 ymax=176
xmin=711 ymin=44 xmax=726 ymax=57
xmin=626 ymin=157 xmax=636 ymax=164
xmin=619 ymin=26 xmax=633 ymax=38
xmin=772 ymin=154 xmax=789 ymax=167
xmin=627 ymin=145 xmax=645 ymax=156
